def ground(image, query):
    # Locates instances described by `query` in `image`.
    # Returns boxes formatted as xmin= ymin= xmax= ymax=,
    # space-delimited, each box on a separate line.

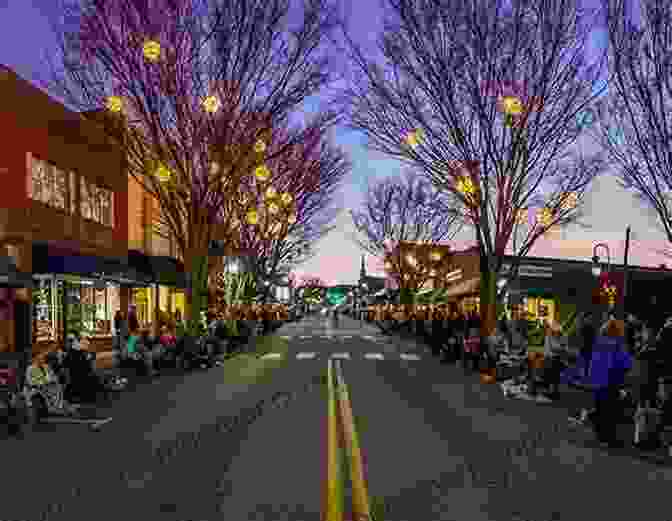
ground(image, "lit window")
xmin=80 ymin=177 xmax=113 ymax=227
xmin=29 ymin=155 xmax=68 ymax=211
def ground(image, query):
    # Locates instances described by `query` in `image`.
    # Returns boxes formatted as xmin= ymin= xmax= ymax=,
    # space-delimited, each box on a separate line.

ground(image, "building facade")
xmin=0 ymin=65 xmax=130 ymax=356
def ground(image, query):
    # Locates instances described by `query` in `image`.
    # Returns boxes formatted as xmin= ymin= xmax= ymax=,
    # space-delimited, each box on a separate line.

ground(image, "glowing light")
xmin=155 ymin=163 xmax=171 ymax=183
xmin=210 ymin=162 xmax=220 ymax=176
xmin=405 ymin=254 xmax=417 ymax=267
xmin=254 ymin=164 xmax=271 ymax=182
xmin=430 ymin=251 xmax=442 ymax=261
xmin=254 ymin=140 xmax=266 ymax=153
xmin=246 ymin=209 xmax=258 ymax=225
xmin=106 ymin=96 xmax=123 ymax=113
xmin=202 ymin=95 xmax=221 ymax=114
xmin=456 ymin=176 xmax=475 ymax=196
xmin=537 ymin=207 xmax=554 ymax=227
xmin=280 ymin=192 xmax=293 ymax=206
xmin=500 ymin=96 xmax=524 ymax=116
xmin=404 ymin=131 xmax=420 ymax=148
xmin=265 ymin=186 xmax=278 ymax=200
xmin=287 ymin=213 xmax=297 ymax=224
xmin=430 ymin=269 xmax=437 ymax=277
xmin=143 ymin=40 xmax=161 ymax=62
xmin=561 ymin=192 xmax=578 ymax=211
xmin=267 ymin=202 xmax=280 ymax=215
xmin=384 ymin=261 xmax=393 ymax=270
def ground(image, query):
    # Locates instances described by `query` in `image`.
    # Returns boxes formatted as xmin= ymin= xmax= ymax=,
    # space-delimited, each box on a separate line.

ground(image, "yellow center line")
xmin=334 ymin=360 xmax=372 ymax=521
xmin=325 ymin=358 xmax=343 ymax=521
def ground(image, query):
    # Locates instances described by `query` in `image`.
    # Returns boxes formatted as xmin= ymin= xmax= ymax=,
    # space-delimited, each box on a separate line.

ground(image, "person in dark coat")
xmin=589 ymin=319 xmax=633 ymax=447
xmin=579 ymin=314 xmax=597 ymax=379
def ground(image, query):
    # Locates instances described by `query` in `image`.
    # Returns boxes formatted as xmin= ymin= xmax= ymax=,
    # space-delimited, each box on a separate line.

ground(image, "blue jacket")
xmin=589 ymin=336 xmax=632 ymax=394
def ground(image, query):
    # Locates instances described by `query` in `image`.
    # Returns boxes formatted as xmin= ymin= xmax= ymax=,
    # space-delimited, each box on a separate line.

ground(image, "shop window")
xmin=28 ymin=155 xmax=70 ymax=212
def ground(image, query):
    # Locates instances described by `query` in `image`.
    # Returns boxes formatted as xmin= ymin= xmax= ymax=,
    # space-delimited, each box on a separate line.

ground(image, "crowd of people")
xmin=364 ymin=301 xmax=672 ymax=451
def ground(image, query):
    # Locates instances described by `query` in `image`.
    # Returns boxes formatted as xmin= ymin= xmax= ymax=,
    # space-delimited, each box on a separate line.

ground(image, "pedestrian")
xmin=579 ymin=313 xmax=596 ymax=380
xmin=589 ymin=318 xmax=633 ymax=447
xmin=542 ymin=320 xmax=568 ymax=400
xmin=128 ymin=305 xmax=140 ymax=332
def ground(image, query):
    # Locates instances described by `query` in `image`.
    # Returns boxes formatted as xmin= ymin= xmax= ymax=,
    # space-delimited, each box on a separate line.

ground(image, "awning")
xmin=444 ymin=277 xmax=480 ymax=298
xmin=32 ymin=243 xmax=127 ymax=278
xmin=127 ymin=250 xmax=187 ymax=288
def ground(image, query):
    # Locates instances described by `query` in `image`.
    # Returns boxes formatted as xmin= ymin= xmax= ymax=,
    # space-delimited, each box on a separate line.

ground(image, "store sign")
xmin=503 ymin=263 xmax=552 ymax=278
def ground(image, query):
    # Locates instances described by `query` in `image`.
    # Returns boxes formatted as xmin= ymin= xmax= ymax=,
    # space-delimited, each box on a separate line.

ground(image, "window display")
xmin=32 ymin=276 xmax=120 ymax=343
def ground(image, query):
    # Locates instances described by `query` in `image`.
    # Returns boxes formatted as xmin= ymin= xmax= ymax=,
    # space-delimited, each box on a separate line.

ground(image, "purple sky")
xmin=2 ymin=0 xmax=671 ymax=285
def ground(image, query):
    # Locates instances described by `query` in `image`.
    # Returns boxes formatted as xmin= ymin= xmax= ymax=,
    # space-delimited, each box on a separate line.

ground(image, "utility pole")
xmin=620 ymin=226 xmax=631 ymax=320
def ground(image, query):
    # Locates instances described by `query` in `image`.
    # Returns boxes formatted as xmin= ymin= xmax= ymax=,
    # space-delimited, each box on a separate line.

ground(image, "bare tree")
xmin=43 ymin=0 xmax=343 ymax=335
xmin=341 ymin=0 xmax=609 ymax=335
xmin=350 ymin=171 xmax=461 ymax=295
xmin=231 ymin=124 xmax=350 ymax=301
xmin=598 ymin=0 xmax=672 ymax=244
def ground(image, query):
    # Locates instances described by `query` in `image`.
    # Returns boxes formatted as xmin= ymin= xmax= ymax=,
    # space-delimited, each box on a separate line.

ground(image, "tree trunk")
xmin=183 ymin=249 xmax=209 ymax=337
xmin=478 ymin=248 xmax=498 ymax=338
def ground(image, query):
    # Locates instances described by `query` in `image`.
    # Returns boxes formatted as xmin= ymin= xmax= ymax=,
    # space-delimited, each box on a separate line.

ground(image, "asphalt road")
xmin=2 ymin=314 xmax=672 ymax=521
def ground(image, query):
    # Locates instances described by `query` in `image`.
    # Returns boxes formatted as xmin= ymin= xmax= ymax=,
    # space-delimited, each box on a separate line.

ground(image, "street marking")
xmin=333 ymin=359 xmax=372 ymax=520
xmin=90 ymin=417 xmax=113 ymax=430
xmin=300 ymin=335 xmax=312 ymax=339
xmin=322 ymin=335 xmax=333 ymax=339
xmin=261 ymin=352 xmax=283 ymax=360
xmin=363 ymin=335 xmax=375 ymax=340
xmin=297 ymin=352 xmax=317 ymax=359
xmin=342 ymin=335 xmax=353 ymax=339
xmin=326 ymin=358 xmax=344 ymax=521
xmin=400 ymin=353 xmax=421 ymax=361
xmin=280 ymin=335 xmax=292 ymax=340
xmin=331 ymin=353 xmax=350 ymax=359
xmin=364 ymin=353 xmax=384 ymax=360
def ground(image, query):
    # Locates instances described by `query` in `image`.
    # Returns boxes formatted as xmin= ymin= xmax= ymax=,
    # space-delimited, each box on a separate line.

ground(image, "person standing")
xmin=543 ymin=321 xmax=568 ymax=400
xmin=579 ymin=313 xmax=597 ymax=380
xmin=589 ymin=319 xmax=633 ymax=447
xmin=430 ymin=305 xmax=444 ymax=358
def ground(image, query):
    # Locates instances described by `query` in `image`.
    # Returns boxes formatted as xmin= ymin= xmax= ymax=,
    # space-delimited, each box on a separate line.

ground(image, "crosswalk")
xmin=260 ymin=351 xmax=422 ymax=361
xmin=279 ymin=334 xmax=389 ymax=342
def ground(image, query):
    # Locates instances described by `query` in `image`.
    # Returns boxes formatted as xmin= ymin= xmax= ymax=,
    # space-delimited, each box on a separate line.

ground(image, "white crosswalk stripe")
xmin=331 ymin=352 xmax=350 ymax=359
xmin=400 ymin=353 xmax=421 ymax=361
xmin=296 ymin=352 xmax=316 ymax=359
xmin=261 ymin=353 xmax=283 ymax=360
xmin=364 ymin=353 xmax=384 ymax=360
xmin=321 ymin=335 xmax=333 ymax=339
xmin=280 ymin=335 xmax=292 ymax=340
xmin=342 ymin=335 xmax=352 ymax=339
xmin=300 ymin=335 xmax=311 ymax=339
xmin=363 ymin=335 xmax=375 ymax=340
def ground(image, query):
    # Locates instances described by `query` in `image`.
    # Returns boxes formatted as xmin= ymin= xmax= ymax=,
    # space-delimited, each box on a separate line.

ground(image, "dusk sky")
xmin=2 ymin=0 xmax=670 ymax=285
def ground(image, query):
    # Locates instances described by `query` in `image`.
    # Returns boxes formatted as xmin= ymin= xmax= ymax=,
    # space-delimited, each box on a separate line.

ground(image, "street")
xmin=2 ymin=314 xmax=672 ymax=521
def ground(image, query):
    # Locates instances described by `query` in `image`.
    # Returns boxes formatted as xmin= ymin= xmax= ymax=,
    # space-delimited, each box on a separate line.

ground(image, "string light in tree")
xmin=155 ymin=163 xmax=172 ymax=183
xmin=106 ymin=96 xmax=123 ymax=113
xmin=254 ymin=140 xmax=267 ymax=153
xmin=202 ymin=95 xmax=221 ymax=114
xmin=404 ymin=129 xmax=423 ymax=149
xmin=246 ymin=209 xmax=258 ymax=225
xmin=267 ymin=202 xmax=280 ymax=215
xmin=143 ymin=40 xmax=162 ymax=62
xmin=280 ymin=192 xmax=293 ymax=206
xmin=255 ymin=164 xmax=271 ymax=182
xmin=265 ymin=186 xmax=278 ymax=200
xmin=430 ymin=250 xmax=442 ymax=262
xmin=537 ymin=207 xmax=554 ymax=230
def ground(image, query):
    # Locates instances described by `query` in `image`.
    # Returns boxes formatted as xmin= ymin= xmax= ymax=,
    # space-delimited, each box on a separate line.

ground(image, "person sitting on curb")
xmin=25 ymin=353 xmax=80 ymax=416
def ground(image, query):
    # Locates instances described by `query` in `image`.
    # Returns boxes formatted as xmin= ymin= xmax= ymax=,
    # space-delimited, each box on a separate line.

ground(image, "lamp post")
xmin=592 ymin=242 xmax=612 ymax=325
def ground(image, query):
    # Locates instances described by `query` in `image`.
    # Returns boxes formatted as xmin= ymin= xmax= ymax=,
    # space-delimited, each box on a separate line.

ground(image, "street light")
xmin=591 ymin=243 xmax=611 ymax=277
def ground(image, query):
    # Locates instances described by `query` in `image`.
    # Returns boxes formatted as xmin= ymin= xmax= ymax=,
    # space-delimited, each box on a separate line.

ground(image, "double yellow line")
xmin=325 ymin=358 xmax=372 ymax=521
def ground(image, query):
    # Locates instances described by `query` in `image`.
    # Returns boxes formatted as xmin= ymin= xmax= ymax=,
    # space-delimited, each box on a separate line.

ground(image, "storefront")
xmin=126 ymin=250 xmax=187 ymax=328
xmin=30 ymin=243 xmax=133 ymax=354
